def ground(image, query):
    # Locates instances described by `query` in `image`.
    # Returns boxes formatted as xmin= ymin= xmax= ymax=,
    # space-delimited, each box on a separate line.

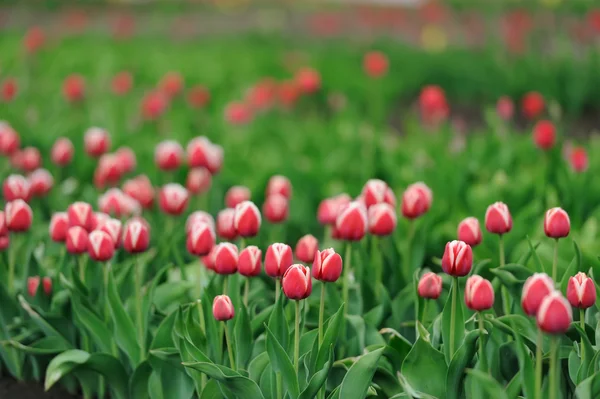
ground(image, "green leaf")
xmin=380 ymin=328 xmax=412 ymax=370
xmin=130 ymin=361 xmax=153 ymax=399
xmin=441 ymin=278 xmax=464 ymax=364
xmin=526 ymin=236 xmax=545 ymax=273
xmin=71 ymin=299 xmax=114 ymax=354
xmin=446 ymin=329 xmax=480 ymax=399
xmin=339 ymin=348 xmax=384 ymax=399
xmin=574 ymin=324 xmax=595 ymax=383
xmin=183 ymin=362 xmax=265 ymax=399
xmin=200 ymin=379 xmax=225 ymax=399
xmin=299 ymin=346 xmax=333 ymax=399
xmin=466 ymin=369 xmax=509 ymax=399
xmin=18 ymin=295 xmax=72 ymax=348
xmin=142 ymin=264 xmax=169 ymax=344
xmin=575 ymin=370 xmax=600 ymax=399
xmin=513 ymin=324 xmax=536 ymax=398
xmin=3 ymin=336 xmax=70 ymax=355
xmin=248 ymin=352 xmax=270 ymax=382
xmin=151 ymin=311 xmax=177 ymax=349
xmin=402 ymin=338 xmax=447 ymax=399
xmin=267 ymin=291 xmax=289 ymax=351
xmin=234 ymin=304 xmax=252 ymax=370
xmin=265 ymin=324 xmax=300 ymax=399
xmin=251 ymin=304 xmax=274 ymax=336
xmin=314 ymin=304 xmax=344 ymax=372
xmin=560 ymin=241 xmax=582 ymax=293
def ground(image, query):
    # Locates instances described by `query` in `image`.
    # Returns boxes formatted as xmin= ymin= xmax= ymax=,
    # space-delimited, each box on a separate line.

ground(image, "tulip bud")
xmin=441 ymin=240 xmax=473 ymax=277
xmin=51 ymin=137 xmax=74 ymax=166
xmin=522 ymin=91 xmax=545 ymax=120
xmin=265 ymin=243 xmax=294 ymax=278
xmin=217 ymin=208 xmax=237 ymax=240
xmin=214 ymin=243 xmax=238 ymax=275
xmin=335 ymin=201 xmax=367 ymax=241
xmin=186 ymin=167 xmax=212 ymax=195
xmin=29 ymin=169 xmax=53 ymax=197
xmin=158 ymin=183 xmax=189 ymax=215
xmin=317 ymin=193 xmax=351 ymax=225
xmin=187 ymin=85 xmax=210 ymax=109
xmin=312 ymin=248 xmax=342 ymax=282
xmin=42 ymin=277 xmax=52 ymax=295
xmin=566 ymin=272 xmax=596 ymax=309
xmin=234 ymin=201 xmax=261 ymax=237
xmin=2 ymin=78 xmax=17 ymax=102
xmin=401 ymin=182 xmax=433 ymax=219
xmin=225 ymin=186 xmax=251 ymax=209
xmin=159 ymin=72 xmax=184 ymax=98
xmin=3 ymin=174 xmax=31 ymax=202
xmin=50 ymin=212 xmax=69 ymax=242
xmin=536 ymin=291 xmax=572 ymax=335
xmin=66 ymin=226 xmax=89 ymax=254
xmin=5 ymin=199 xmax=33 ymax=232
xmin=186 ymin=222 xmax=215 ymax=256
xmin=68 ymin=201 xmax=93 ymax=230
xmin=224 ymin=101 xmax=253 ymax=125
xmin=20 ymin=147 xmax=41 ymax=172
xmin=295 ymin=234 xmax=319 ymax=264
xmin=521 ymin=273 xmax=555 ymax=316
xmin=98 ymin=219 xmax=122 ymax=249
xmin=186 ymin=137 xmax=223 ymax=174
xmin=202 ymin=246 xmax=217 ymax=271
xmin=263 ymin=194 xmax=289 ymax=224
xmin=123 ymin=175 xmax=154 ymax=209
xmin=63 ymin=75 xmax=85 ymax=102
xmin=282 ymin=264 xmax=312 ymax=300
xmin=362 ymin=179 xmax=396 ymax=208
xmin=464 ymin=275 xmax=495 ymax=311
xmin=123 ymin=218 xmax=150 ymax=253
xmin=457 ymin=217 xmax=482 ymax=247
xmin=90 ymin=212 xmax=110 ymax=231
xmin=485 ymin=202 xmax=512 ymax=235
xmin=27 ymin=276 xmax=40 ymax=297
xmin=363 ymin=51 xmax=389 ymax=78
xmin=155 ymin=140 xmax=184 ymax=171
xmin=0 ymin=211 xmax=6 ymax=236
xmin=569 ymin=146 xmax=588 ymax=173
xmin=544 ymin=207 xmax=570 ymax=239
xmin=496 ymin=96 xmax=514 ymax=121
xmin=140 ymin=90 xmax=168 ymax=120
xmin=0 ymin=124 xmax=20 ymax=155
xmin=115 ymin=147 xmax=136 ymax=174
xmin=88 ymin=230 xmax=115 ymax=262
xmin=213 ymin=295 xmax=234 ymax=321
xmin=98 ymin=189 xmax=139 ymax=218
xmin=186 ymin=211 xmax=215 ymax=234
xmin=417 ymin=272 xmax=442 ymax=299
xmin=266 ymin=175 xmax=292 ymax=199
xmin=111 ymin=71 xmax=133 ymax=95
xmin=368 ymin=203 xmax=397 ymax=236
xmin=533 ymin=120 xmax=556 ymax=151
xmin=238 ymin=246 xmax=262 ymax=277
xmin=84 ymin=127 xmax=111 ymax=158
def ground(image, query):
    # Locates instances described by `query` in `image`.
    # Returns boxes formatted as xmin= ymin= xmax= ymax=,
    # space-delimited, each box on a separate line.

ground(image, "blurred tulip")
xmin=214 ymin=242 xmax=238 ymax=275
xmin=312 ymin=248 xmax=342 ymax=282
xmin=457 ymin=217 xmax=482 ymax=247
xmin=521 ymin=273 xmax=554 ymax=316
xmin=111 ymin=71 xmax=133 ymax=95
xmin=278 ymin=80 xmax=300 ymax=109
xmin=234 ymin=201 xmax=261 ymax=237
xmin=295 ymin=234 xmax=318 ymax=264
xmin=141 ymin=91 xmax=168 ymax=120
xmin=158 ymin=183 xmax=189 ymax=215
xmin=224 ymin=101 xmax=252 ymax=125
xmin=202 ymin=246 xmax=217 ymax=271
xmin=158 ymin=72 xmax=184 ymax=98
xmin=0 ymin=123 xmax=20 ymax=155
xmin=187 ymin=85 xmax=210 ymax=109
xmin=3 ymin=174 xmax=31 ymax=202
xmin=29 ymin=168 xmax=53 ymax=197
xmin=265 ymin=243 xmax=294 ymax=278
xmin=238 ymin=246 xmax=262 ymax=277
xmin=496 ymin=96 xmax=514 ymax=121
xmin=419 ymin=85 xmax=449 ymax=125
xmin=0 ymin=211 xmax=6 ymax=236
xmin=263 ymin=194 xmax=289 ymax=224
xmin=225 ymin=186 xmax=251 ymax=208
xmin=521 ymin=91 xmax=545 ymax=120
xmin=485 ymin=202 xmax=512 ymax=234
xmin=362 ymin=179 xmax=395 ymax=208
xmin=282 ymin=264 xmax=312 ymax=300
xmin=186 ymin=136 xmax=223 ymax=174
xmin=186 ymin=222 xmax=215 ymax=256
xmin=464 ymin=275 xmax=495 ymax=311
xmin=0 ymin=235 xmax=9 ymax=250
xmin=213 ymin=295 xmax=234 ymax=321
xmin=51 ymin=138 xmax=74 ymax=166
xmin=20 ymin=147 xmax=41 ymax=172
xmin=98 ymin=188 xmax=137 ymax=218
xmin=536 ymin=291 xmax=572 ymax=334
xmin=98 ymin=219 xmax=122 ymax=249
xmin=115 ymin=147 xmax=136 ymax=174
xmin=266 ymin=175 xmax=292 ymax=199
xmin=566 ymin=272 xmax=596 ymax=309
xmin=401 ymin=182 xmax=432 ymax=219
xmin=186 ymin=211 xmax=214 ymax=233
xmin=42 ymin=277 xmax=52 ymax=295
xmin=186 ymin=167 xmax=212 ymax=195
xmin=112 ymin=14 xmax=135 ymax=39
xmin=544 ymin=207 xmax=570 ymax=239
xmin=417 ymin=272 xmax=442 ymax=299
xmin=247 ymin=79 xmax=276 ymax=111
xmin=335 ymin=201 xmax=367 ymax=241
xmin=217 ymin=208 xmax=237 ymax=240
xmin=84 ymin=127 xmax=111 ymax=158
xmin=295 ymin=67 xmax=321 ymax=94
xmin=68 ymin=201 xmax=93 ymax=230
xmin=533 ymin=120 xmax=556 ymax=151
xmin=363 ymin=51 xmax=389 ymax=78
xmin=368 ymin=203 xmax=397 ymax=236
xmin=5 ymin=199 xmax=32 ymax=232
xmin=317 ymin=193 xmax=351 ymax=225
xmin=123 ymin=175 xmax=154 ymax=209
xmin=27 ymin=276 xmax=40 ymax=297
xmin=441 ymin=240 xmax=473 ymax=277
xmin=123 ymin=218 xmax=150 ymax=253
xmin=50 ymin=212 xmax=69 ymax=242
xmin=63 ymin=75 xmax=85 ymax=102
xmin=91 ymin=212 xmax=110 ymax=231
xmin=2 ymin=78 xmax=18 ymax=102
xmin=88 ymin=230 xmax=115 ymax=261
xmin=155 ymin=140 xmax=184 ymax=171
xmin=569 ymin=146 xmax=588 ymax=173
xmin=23 ymin=27 xmax=45 ymax=54
xmin=66 ymin=226 xmax=89 ymax=254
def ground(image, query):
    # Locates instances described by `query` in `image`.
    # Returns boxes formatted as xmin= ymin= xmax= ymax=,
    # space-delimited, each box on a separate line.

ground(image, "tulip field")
xmin=2 ymin=4 xmax=600 ymax=399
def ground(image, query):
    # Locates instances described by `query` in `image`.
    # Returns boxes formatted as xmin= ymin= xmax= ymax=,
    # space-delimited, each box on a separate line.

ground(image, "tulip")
xmin=567 ymin=272 xmax=596 ymax=309
xmin=533 ymin=120 xmax=556 ymax=151
xmin=115 ymin=147 xmax=136 ymax=174
xmin=295 ymin=67 xmax=321 ymax=94
xmin=213 ymin=294 xmax=236 ymax=369
xmin=5 ymin=199 xmax=32 ymax=232
xmin=91 ymin=212 xmax=111 ymax=231
xmin=0 ymin=124 xmax=20 ymax=155
xmin=496 ymin=96 xmax=514 ymax=121
xmin=485 ymin=202 xmax=512 ymax=267
xmin=155 ymin=140 xmax=184 ymax=171
xmin=141 ymin=90 xmax=168 ymax=120
xmin=295 ymin=234 xmax=318 ymax=264
xmin=417 ymin=272 xmax=442 ymax=300
xmin=186 ymin=222 xmax=215 ymax=256
xmin=49 ymin=212 xmax=69 ymax=242
xmin=158 ymin=72 xmax=184 ymax=98
xmin=465 ymin=275 xmax=494 ymax=311
xmin=278 ymin=80 xmax=300 ymax=109
xmin=186 ymin=136 xmax=223 ymax=174
xmin=123 ymin=175 xmax=154 ymax=209
xmin=266 ymin=175 xmax=292 ymax=199
xmin=111 ymin=71 xmax=133 ymax=95
xmin=42 ymin=277 xmax=52 ymax=295
xmin=441 ymin=240 xmax=473 ymax=277
xmin=88 ymin=230 xmax=115 ymax=262
xmin=544 ymin=207 xmax=570 ymax=239
xmin=29 ymin=169 xmax=53 ymax=197
xmin=187 ymin=85 xmax=210 ymax=109
xmin=217 ymin=208 xmax=238 ymax=240
xmin=521 ymin=273 xmax=555 ymax=316
xmin=362 ymin=179 xmax=395 ymax=208
xmin=0 ymin=235 xmax=8 ymax=251
xmin=84 ymin=127 xmax=111 ymax=158
xmin=457 ymin=217 xmax=482 ymax=247
xmin=202 ymin=246 xmax=217 ymax=271
xmin=158 ymin=183 xmax=189 ymax=215
xmin=51 ymin=137 xmax=74 ymax=167
xmin=63 ymin=75 xmax=85 ymax=102
xmin=335 ymin=201 xmax=367 ymax=241
xmin=521 ymin=91 xmax=545 ymax=120
xmin=186 ymin=167 xmax=212 ymax=195
xmin=2 ymin=78 xmax=17 ymax=102
xmin=0 ymin=211 xmax=6 ymax=236
xmin=225 ymin=186 xmax=251 ymax=209
xmin=24 ymin=26 xmax=45 ymax=53
xmin=98 ymin=219 xmax=122 ymax=249
xmin=94 ymin=154 xmax=124 ymax=188
xmin=20 ymin=147 xmax=41 ymax=172
xmin=419 ymin=85 xmax=449 ymax=126
xmin=368 ymin=203 xmax=397 ymax=236
xmin=234 ymin=201 xmax=261 ymax=238
xmin=363 ymin=51 xmax=389 ymax=78
xmin=66 ymin=226 xmax=89 ymax=255
xmin=3 ymin=174 xmax=31 ymax=202
xmin=123 ymin=218 xmax=150 ymax=253
xmin=317 ymin=193 xmax=351 ymax=225
xmin=265 ymin=243 xmax=294 ymax=279
xmin=98 ymin=188 xmax=141 ymax=218
xmin=312 ymin=247 xmax=342 ymax=348
xmin=224 ymin=102 xmax=252 ymax=125
xmin=239 ymin=245 xmax=262 ymax=305
xmin=186 ymin=211 xmax=215 ymax=234
xmin=569 ymin=146 xmax=588 ymax=173
xmin=401 ymin=182 xmax=432 ymax=219
xmin=27 ymin=277 xmax=40 ymax=297
xmin=214 ymin=242 xmax=238 ymax=276
xmin=263 ymin=194 xmax=289 ymax=224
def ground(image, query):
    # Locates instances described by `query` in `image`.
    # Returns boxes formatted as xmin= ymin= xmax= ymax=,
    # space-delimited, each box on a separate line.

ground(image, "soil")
xmin=0 ymin=377 xmax=81 ymax=399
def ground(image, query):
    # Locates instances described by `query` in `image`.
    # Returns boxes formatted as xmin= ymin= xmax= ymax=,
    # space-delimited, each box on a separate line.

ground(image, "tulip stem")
xmin=134 ymin=255 xmax=145 ymax=354
xmin=275 ymin=278 xmax=280 ymax=302
xmin=549 ymin=335 xmax=559 ymax=399
xmin=7 ymin=234 xmax=19 ymax=295
xmin=318 ymin=283 xmax=325 ymax=347
xmin=421 ymin=300 xmax=428 ymax=328
xmin=405 ymin=221 xmax=415 ymax=282
xmin=196 ymin=300 xmax=207 ymax=389
xmin=342 ymin=243 xmax=351 ymax=323
xmin=477 ymin=312 xmax=488 ymax=373
xmin=294 ymin=300 xmax=301 ymax=376
xmin=498 ymin=234 xmax=505 ymax=267
xmin=243 ymin=279 xmax=250 ymax=307
xmin=223 ymin=275 xmax=229 ymax=295
xmin=535 ymin=328 xmax=543 ymax=399
xmin=371 ymin=235 xmax=382 ymax=298
xmin=449 ymin=277 xmax=458 ymax=357
xmin=552 ymin=238 xmax=559 ymax=282
xmin=78 ymin=254 xmax=88 ymax=285
xmin=239 ymin=237 xmax=246 ymax=251
xmin=223 ymin=321 xmax=235 ymax=371
xmin=499 ymin=235 xmax=511 ymax=316
xmin=580 ymin=308 xmax=586 ymax=364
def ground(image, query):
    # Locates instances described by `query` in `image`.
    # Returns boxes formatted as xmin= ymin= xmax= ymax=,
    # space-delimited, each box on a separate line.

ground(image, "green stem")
xmin=549 ymin=336 xmax=559 ymax=399
xmin=478 ymin=312 xmax=488 ymax=373
xmin=197 ymin=300 xmax=207 ymax=390
xmin=223 ymin=275 xmax=229 ymax=295
xmin=318 ymin=283 xmax=325 ymax=347
xmin=580 ymin=308 xmax=586 ymax=364
xmin=275 ymin=278 xmax=281 ymax=302
xmin=134 ymin=255 xmax=145 ymax=354
xmin=79 ymin=255 xmax=88 ymax=285
xmin=499 ymin=235 xmax=505 ymax=267
xmin=404 ymin=221 xmax=415 ymax=282
xmin=552 ymin=238 xmax=559 ymax=282
xmin=499 ymin=235 xmax=511 ymax=316
xmin=239 ymin=237 xmax=246 ymax=251
xmin=371 ymin=235 xmax=381 ymax=298
xmin=449 ymin=277 xmax=458 ymax=357
xmin=7 ymin=234 xmax=17 ymax=295
xmin=223 ymin=321 xmax=235 ymax=371
xmin=343 ymin=243 xmax=352 ymax=322
xmin=243 ymin=278 xmax=250 ymax=307
xmin=534 ymin=328 xmax=543 ymax=399
xmin=294 ymin=300 xmax=301 ymax=375
xmin=421 ymin=300 xmax=428 ymax=327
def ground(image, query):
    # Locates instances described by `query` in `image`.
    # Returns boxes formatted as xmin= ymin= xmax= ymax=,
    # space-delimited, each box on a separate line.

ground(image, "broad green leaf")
xmin=200 ymin=379 xmax=225 ymax=399
xmin=265 ymin=325 xmax=300 ymax=399
xmin=248 ymin=352 xmax=270 ymax=382
xmin=151 ymin=311 xmax=177 ymax=349
xmin=513 ymin=324 xmax=536 ymax=398
xmin=183 ymin=362 xmax=265 ymax=399
xmin=299 ymin=346 xmax=333 ymax=399
xmin=574 ymin=324 xmax=595 ymax=383
xmin=575 ymin=370 xmax=600 ymax=399
xmin=446 ymin=329 xmax=480 ymax=399
xmin=380 ymin=328 xmax=412 ymax=370
xmin=71 ymin=299 xmax=114 ymax=354
xmin=130 ymin=361 xmax=153 ymax=399
xmin=402 ymin=338 xmax=447 ymax=399
xmin=267 ymin=291 xmax=289 ymax=351
xmin=339 ymin=347 xmax=384 ymax=399
xmin=18 ymin=295 xmax=71 ymax=348
xmin=3 ymin=336 xmax=70 ymax=355
xmin=466 ymin=369 xmax=509 ymax=399
xmin=314 ymin=304 xmax=344 ymax=372
xmin=234 ymin=304 xmax=252 ymax=370
xmin=142 ymin=264 xmax=169 ymax=345
xmin=441 ymin=278 xmax=464 ymax=364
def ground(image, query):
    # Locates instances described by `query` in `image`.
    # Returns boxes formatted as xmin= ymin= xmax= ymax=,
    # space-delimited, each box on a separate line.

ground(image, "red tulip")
xmin=186 ymin=222 xmax=215 ymax=256
xmin=335 ymin=201 xmax=367 ymax=241
xmin=368 ymin=203 xmax=397 ymax=236
xmin=91 ymin=212 xmax=110 ymax=231
xmin=115 ymin=147 xmax=136 ymax=174
xmin=521 ymin=273 xmax=554 ymax=316
xmin=417 ymin=272 xmax=442 ymax=299
xmin=317 ymin=193 xmax=351 ymax=225
xmin=158 ymin=184 xmax=189 ymax=215
xmin=63 ymin=75 xmax=85 ymax=102
xmin=84 ymin=127 xmax=111 ymax=158
xmin=29 ymin=169 xmax=53 ymax=197
xmin=278 ymin=80 xmax=300 ymax=109
xmin=536 ymin=291 xmax=572 ymax=334
xmin=186 ymin=167 xmax=212 ymax=195
xmin=98 ymin=219 xmax=122 ymax=249
xmin=362 ymin=179 xmax=396 ymax=208
xmin=23 ymin=27 xmax=45 ymax=54
xmin=419 ymin=85 xmax=449 ymax=125
xmin=202 ymin=246 xmax=217 ymax=271
xmin=566 ymin=272 xmax=596 ymax=309
xmin=282 ymin=264 xmax=312 ymax=300
xmin=50 ymin=212 xmax=69 ymax=242
xmin=266 ymin=175 xmax=292 ymax=199
xmin=441 ymin=240 xmax=473 ymax=277
xmin=263 ymin=194 xmax=289 ymax=224
xmin=186 ymin=211 xmax=215 ymax=234
xmin=521 ymin=91 xmax=545 ymax=120
xmin=19 ymin=147 xmax=41 ymax=172
xmin=238 ymin=246 xmax=262 ymax=277
xmin=5 ymin=199 xmax=32 ymax=232
xmin=2 ymin=78 xmax=18 ymax=102
xmin=363 ymin=51 xmax=389 ymax=78
xmin=569 ymin=146 xmax=588 ymax=173
xmin=0 ymin=235 xmax=9 ymax=250
xmin=51 ymin=138 xmax=74 ymax=166
xmin=544 ymin=207 xmax=570 ymax=239
xmin=246 ymin=79 xmax=276 ymax=111
xmin=186 ymin=137 xmax=223 ymax=174
xmin=401 ymin=182 xmax=433 ymax=219
xmin=111 ymin=71 xmax=133 ymax=95
xmin=98 ymin=188 xmax=140 ymax=218
xmin=0 ymin=211 xmax=7 ymax=236
xmin=312 ymin=248 xmax=342 ymax=282
xmin=123 ymin=175 xmax=154 ymax=209
xmin=295 ymin=234 xmax=319 ymax=264
xmin=123 ymin=218 xmax=150 ymax=253
xmin=224 ymin=101 xmax=252 ymax=125
xmin=496 ymin=96 xmax=514 ymax=121
xmin=212 ymin=295 xmax=234 ymax=321
xmin=42 ymin=277 xmax=52 ymax=295
xmin=295 ymin=67 xmax=321 ymax=94
xmin=0 ymin=123 xmax=20 ymax=155
xmin=214 ymin=242 xmax=238 ymax=275
xmin=3 ymin=174 xmax=31 ymax=202
xmin=457 ymin=217 xmax=482 ymax=247
xmin=87 ymin=230 xmax=115 ymax=262
xmin=66 ymin=226 xmax=89 ymax=254
xmin=533 ymin=120 xmax=556 ymax=151
xmin=225 ymin=186 xmax=251 ymax=208
xmin=111 ymin=14 xmax=135 ymax=39
xmin=141 ymin=90 xmax=168 ymax=120
xmin=217 ymin=208 xmax=237 ymax=240
xmin=265 ymin=243 xmax=294 ymax=278
xmin=234 ymin=201 xmax=261 ymax=237
xmin=68 ymin=201 xmax=93 ymax=230
xmin=27 ymin=276 xmax=40 ymax=297
xmin=464 ymin=275 xmax=495 ymax=311
xmin=485 ymin=202 xmax=512 ymax=234
xmin=187 ymin=85 xmax=210 ymax=109
xmin=158 ymin=72 xmax=184 ymax=98
xmin=155 ymin=140 xmax=184 ymax=171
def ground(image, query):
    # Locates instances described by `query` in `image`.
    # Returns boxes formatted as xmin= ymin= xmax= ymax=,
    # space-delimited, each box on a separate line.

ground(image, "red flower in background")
xmin=569 ymin=146 xmax=588 ymax=173
xmin=141 ymin=91 xmax=168 ymax=120
xmin=521 ymin=91 xmax=545 ymax=120
xmin=0 ymin=123 xmax=20 ymax=155
xmin=63 ymin=75 xmax=86 ymax=103
xmin=158 ymin=72 xmax=184 ymax=99
xmin=363 ymin=51 xmax=389 ymax=78
xmin=111 ymin=71 xmax=133 ymax=95
xmin=419 ymin=85 xmax=449 ymax=126
xmin=187 ymin=85 xmax=210 ymax=109
xmin=23 ymin=27 xmax=45 ymax=54
xmin=496 ymin=96 xmax=514 ymax=121
xmin=247 ymin=79 xmax=276 ymax=111
xmin=64 ymin=9 xmax=88 ymax=33
xmin=419 ymin=1 xmax=447 ymax=24
xmin=295 ymin=67 xmax=321 ymax=94
xmin=533 ymin=120 xmax=556 ymax=151
xmin=588 ymin=9 xmax=600 ymax=34
xmin=224 ymin=101 xmax=252 ymax=125
xmin=278 ymin=80 xmax=300 ymax=109
xmin=112 ymin=14 xmax=135 ymax=39
xmin=2 ymin=78 xmax=17 ymax=102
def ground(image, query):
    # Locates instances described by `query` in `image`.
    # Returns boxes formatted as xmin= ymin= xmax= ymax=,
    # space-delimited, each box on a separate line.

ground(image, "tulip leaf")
xmin=338 ymin=347 xmax=384 ymax=399
xmin=506 ymin=371 xmax=522 ymax=399
xmin=151 ymin=311 xmax=178 ymax=349
xmin=402 ymin=337 xmax=447 ymax=399
xmin=71 ymin=299 xmax=114 ymax=354
xmin=381 ymin=328 xmax=412 ymax=370
xmin=182 ymin=362 xmax=265 ymax=399
xmin=466 ymin=369 xmax=509 ymax=399
xmin=576 ymin=370 xmax=600 ymax=399
xmin=513 ymin=323 xmax=536 ymax=399
xmin=560 ymin=240 xmax=582 ymax=294
xmin=130 ymin=361 xmax=153 ymax=399
xmin=234 ymin=303 xmax=252 ymax=370
xmin=18 ymin=295 xmax=72 ymax=348
xmin=267 ymin=291 xmax=289 ymax=352
xmin=313 ymin=304 xmax=344 ymax=373
xmin=441 ymin=278 xmax=464 ymax=364
xmin=248 ymin=351 xmax=270 ymax=382
xmin=199 ymin=379 xmax=225 ymax=399
xmin=142 ymin=263 xmax=169 ymax=345
xmin=574 ymin=324 xmax=595 ymax=383
xmin=3 ymin=336 xmax=70 ymax=355
xmin=299 ymin=346 xmax=333 ymax=399
xmin=251 ymin=304 xmax=274 ymax=336
xmin=526 ymin=236 xmax=545 ymax=273
xmin=446 ymin=329 xmax=480 ymax=399
xmin=265 ymin=324 xmax=300 ymax=398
